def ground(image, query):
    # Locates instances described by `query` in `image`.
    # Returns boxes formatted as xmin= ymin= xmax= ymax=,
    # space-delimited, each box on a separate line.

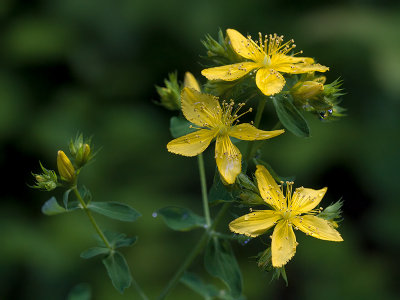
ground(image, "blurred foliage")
xmin=1 ymin=0 xmax=400 ymax=299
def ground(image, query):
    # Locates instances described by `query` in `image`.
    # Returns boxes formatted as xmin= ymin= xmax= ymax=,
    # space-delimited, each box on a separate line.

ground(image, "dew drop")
xmin=152 ymin=212 xmax=158 ymax=218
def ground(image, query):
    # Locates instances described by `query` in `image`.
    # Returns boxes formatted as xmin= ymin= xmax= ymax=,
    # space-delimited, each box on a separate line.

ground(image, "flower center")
xmin=281 ymin=209 xmax=293 ymax=220
xmin=218 ymin=100 xmax=252 ymax=130
xmin=262 ymin=55 xmax=272 ymax=67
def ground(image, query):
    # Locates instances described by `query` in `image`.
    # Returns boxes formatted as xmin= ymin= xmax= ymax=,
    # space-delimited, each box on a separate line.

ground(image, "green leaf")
xmin=272 ymin=95 xmax=310 ymax=137
xmin=102 ymin=251 xmax=132 ymax=293
xmin=208 ymin=171 xmax=233 ymax=205
xmin=180 ymin=272 xmax=219 ymax=299
xmin=204 ymin=238 xmax=242 ymax=298
xmin=66 ymin=283 xmax=91 ymax=300
xmin=95 ymin=231 xmax=138 ymax=249
xmin=156 ymin=206 xmax=206 ymax=231
xmin=170 ymin=116 xmax=196 ymax=138
xmin=79 ymin=185 xmax=92 ymax=204
xmin=42 ymin=197 xmax=67 ymax=215
xmin=63 ymin=188 xmax=72 ymax=208
xmin=87 ymin=202 xmax=141 ymax=222
xmin=80 ymin=247 xmax=110 ymax=259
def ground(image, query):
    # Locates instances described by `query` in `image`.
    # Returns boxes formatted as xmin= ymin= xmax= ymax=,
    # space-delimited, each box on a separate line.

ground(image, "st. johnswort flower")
xmin=167 ymin=88 xmax=284 ymax=184
xmin=202 ymin=29 xmax=329 ymax=96
xmin=229 ymin=165 xmax=343 ymax=267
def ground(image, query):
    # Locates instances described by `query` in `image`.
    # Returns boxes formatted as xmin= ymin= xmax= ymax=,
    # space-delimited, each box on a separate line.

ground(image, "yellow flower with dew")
xmin=229 ymin=165 xmax=343 ymax=267
xmin=167 ymin=88 xmax=284 ymax=184
xmin=202 ymin=29 xmax=329 ymax=96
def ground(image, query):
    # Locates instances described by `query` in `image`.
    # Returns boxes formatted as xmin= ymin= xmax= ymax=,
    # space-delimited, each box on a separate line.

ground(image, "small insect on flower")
xmin=167 ymin=88 xmax=284 ymax=184
xmin=229 ymin=165 xmax=343 ymax=267
xmin=202 ymin=29 xmax=329 ymax=96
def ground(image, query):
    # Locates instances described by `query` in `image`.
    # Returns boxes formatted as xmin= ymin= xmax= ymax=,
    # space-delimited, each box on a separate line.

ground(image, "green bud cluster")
xmin=201 ymin=28 xmax=244 ymax=67
xmin=291 ymin=76 xmax=346 ymax=120
xmin=31 ymin=162 xmax=58 ymax=191
xmin=69 ymin=133 xmax=94 ymax=168
xmin=155 ymin=72 xmax=182 ymax=111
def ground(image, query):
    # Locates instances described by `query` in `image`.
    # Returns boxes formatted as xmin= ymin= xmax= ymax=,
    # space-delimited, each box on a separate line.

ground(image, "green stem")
xmin=197 ymin=154 xmax=211 ymax=227
xmin=157 ymin=203 xmax=230 ymax=300
xmin=245 ymin=96 xmax=268 ymax=162
xmin=132 ymin=276 xmax=149 ymax=300
xmin=72 ymin=187 xmax=112 ymax=250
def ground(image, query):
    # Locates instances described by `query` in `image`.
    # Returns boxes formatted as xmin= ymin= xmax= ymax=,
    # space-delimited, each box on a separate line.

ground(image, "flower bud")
xmin=57 ymin=150 xmax=76 ymax=183
xmin=31 ymin=162 xmax=58 ymax=191
xmin=238 ymin=190 xmax=265 ymax=206
xmin=291 ymin=80 xmax=324 ymax=103
xmin=155 ymin=72 xmax=181 ymax=110
xmin=75 ymin=143 xmax=91 ymax=168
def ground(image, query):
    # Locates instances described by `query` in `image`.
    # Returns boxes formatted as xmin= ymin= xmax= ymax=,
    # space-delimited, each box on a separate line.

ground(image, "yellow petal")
xmin=215 ymin=135 xmax=242 ymax=184
xmin=226 ymin=28 xmax=264 ymax=61
xmin=201 ymin=62 xmax=259 ymax=81
xmin=255 ymin=68 xmax=285 ymax=96
xmin=229 ymin=210 xmax=281 ymax=237
xmin=181 ymin=87 xmax=221 ymax=128
xmin=255 ymin=165 xmax=284 ymax=210
xmin=271 ymin=220 xmax=297 ymax=267
xmin=167 ymin=129 xmax=216 ymax=157
xmin=286 ymin=63 xmax=329 ymax=74
xmin=229 ymin=123 xmax=284 ymax=141
xmin=272 ymin=55 xmax=315 ymax=66
xmin=290 ymin=187 xmax=327 ymax=213
xmin=292 ymin=215 xmax=343 ymax=241
xmin=184 ymin=72 xmax=201 ymax=92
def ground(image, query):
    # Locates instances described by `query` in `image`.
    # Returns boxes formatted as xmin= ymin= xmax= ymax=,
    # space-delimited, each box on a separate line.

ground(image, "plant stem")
xmin=72 ymin=187 xmax=112 ymax=250
xmin=132 ymin=276 xmax=149 ymax=300
xmin=157 ymin=203 xmax=230 ymax=300
xmin=245 ymin=96 xmax=267 ymax=161
xmin=197 ymin=153 xmax=211 ymax=227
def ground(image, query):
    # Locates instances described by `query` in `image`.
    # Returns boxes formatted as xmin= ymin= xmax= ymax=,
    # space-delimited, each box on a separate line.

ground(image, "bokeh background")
xmin=1 ymin=0 xmax=400 ymax=299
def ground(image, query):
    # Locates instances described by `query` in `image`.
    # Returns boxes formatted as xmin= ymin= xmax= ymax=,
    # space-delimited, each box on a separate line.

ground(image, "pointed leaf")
xmin=102 ymin=251 xmax=132 ymax=293
xmin=208 ymin=171 xmax=233 ymax=205
xmin=180 ymin=272 xmax=219 ymax=299
xmin=204 ymin=238 xmax=242 ymax=298
xmin=63 ymin=188 xmax=72 ymax=208
xmin=67 ymin=283 xmax=91 ymax=300
xmin=42 ymin=197 xmax=67 ymax=215
xmin=80 ymin=247 xmax=110 ymax=259
xmin=156 ymin=206 xmax=206 ymax=231
xmin=170 ymin=116 xmax=197 ymax=138
xmin=115 ymin=236 xmax=137 ymax=248
xmin=87 ymin=202 xmax=141 ymax=222
xmin=272 ymin=95 xmax=310 ymax=137
xmin=94 ymin=231 xmax=138 ymax=249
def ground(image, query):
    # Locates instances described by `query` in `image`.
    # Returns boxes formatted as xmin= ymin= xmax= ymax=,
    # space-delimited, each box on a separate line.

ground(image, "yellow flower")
xmin=167 ymin=88 xmax=284 ymax=184
xmin=229 ymin=165 xmax=343 ymax=267
xmin=202 ymin=29 xmax=329 ymax=96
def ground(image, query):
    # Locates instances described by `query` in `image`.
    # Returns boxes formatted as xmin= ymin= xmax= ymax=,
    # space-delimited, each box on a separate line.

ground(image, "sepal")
xmin=31 ymin=162 xmax=58 ymax=191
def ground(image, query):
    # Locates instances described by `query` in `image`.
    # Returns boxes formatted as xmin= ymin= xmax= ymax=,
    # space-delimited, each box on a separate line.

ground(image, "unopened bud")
xmin=75 ymin=143 xmax=91 ymax=168
xmin=155 ymin=72 xmax=181 ymax=110
xmin=57 ymin=150 xmax=76 ymax=183
xmin=31 ymin=162 xmax=58 ymax=191
xmin=239 ymin=191 xmax=265 ymax=206
xmin=291 ymin=81 xmax=324 ymax=102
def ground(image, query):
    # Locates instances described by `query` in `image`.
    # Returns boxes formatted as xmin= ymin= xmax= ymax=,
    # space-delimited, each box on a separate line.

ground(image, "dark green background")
xmin=1 ymin=0 xmax=399 ymax=299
